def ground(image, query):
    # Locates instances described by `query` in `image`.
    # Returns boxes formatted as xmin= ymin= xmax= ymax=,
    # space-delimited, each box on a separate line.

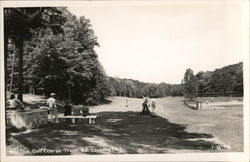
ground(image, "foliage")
xmin=4 ymin=7 xmax=66 ymax=101
xmin=199 ymin=62 xmax=243 ymax=95
xmin=183 ymin=68 xmax=199 ymax=99
xmin=6 ymin=8 xmax=111 ymax=105
xmin=184 ymin=62 xmax=243 ymax=97
xmin=109 ymin=62 xmax=244 ymax=99
xmin=109 ymin=77 xmax=184 ymax=98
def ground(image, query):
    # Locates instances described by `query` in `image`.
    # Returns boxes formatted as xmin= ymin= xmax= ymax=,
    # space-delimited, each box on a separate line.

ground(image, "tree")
xmin=192 ymin=62 xmax=243 ymax=97
xmin=4 ymin=7 xmax=66 ymax=101
xmin=22 ymin=9 xmax=111 ymax=104
xmin=183 ymin=68 xmax=198 ymax=100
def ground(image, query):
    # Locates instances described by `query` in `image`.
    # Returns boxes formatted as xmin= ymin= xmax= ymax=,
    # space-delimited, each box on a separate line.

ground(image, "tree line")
xmin=183 ymin=62 xmax=243 ymax=98
xmin=109 ymin=62 xmax=243 ymax=99
xmin=108 ymin=77 xmax=183 ymax=98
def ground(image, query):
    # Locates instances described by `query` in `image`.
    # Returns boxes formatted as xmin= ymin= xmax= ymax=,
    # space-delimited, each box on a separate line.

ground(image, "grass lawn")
xmin=156 ymin=97 xmax=243 ymax=152
xmin=6 ymin=96 xmax=243 ymax=155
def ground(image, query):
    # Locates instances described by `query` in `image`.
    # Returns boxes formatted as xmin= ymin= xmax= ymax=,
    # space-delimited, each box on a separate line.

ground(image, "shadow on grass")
xmin=9 ymin=111 xmax=217 ymax=155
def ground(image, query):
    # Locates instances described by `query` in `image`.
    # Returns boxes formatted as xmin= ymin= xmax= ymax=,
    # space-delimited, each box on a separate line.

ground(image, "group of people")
xmin=6 ymin=92 xmax=91 ymax=124
xmin=124 ymin=96 xmax=157 ymax=116
xmin=6 ymin=92 xmax=70 ymax=123
xmin=141 ymin=96 xmax=156 ymax=116
xmin=47 ymin=93 xmax=89 ymax=123
xmin=7 ymin=92 xmax=157 ymax=124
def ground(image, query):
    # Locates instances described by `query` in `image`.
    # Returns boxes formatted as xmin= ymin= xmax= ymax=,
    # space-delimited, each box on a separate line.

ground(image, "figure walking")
xmin=47 ymin=93 xmax=58 ymax=123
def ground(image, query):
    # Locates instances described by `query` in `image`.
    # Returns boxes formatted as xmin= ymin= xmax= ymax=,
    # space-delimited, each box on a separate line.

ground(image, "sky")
xmin=67 ymin=1 xmax=245 ymax=84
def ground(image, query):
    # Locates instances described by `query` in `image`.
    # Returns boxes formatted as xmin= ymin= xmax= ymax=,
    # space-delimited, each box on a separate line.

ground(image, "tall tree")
xmin=183 ymin=68 xmax=198 ymax=100
xmin=22 ymin=9 xmax=111 ymax=104
xmin=4 ymin=7 xmax=65 ymax=101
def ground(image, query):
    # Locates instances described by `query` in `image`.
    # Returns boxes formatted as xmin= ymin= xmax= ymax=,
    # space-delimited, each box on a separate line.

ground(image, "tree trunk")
xmin=16 ymin=39 xmax=24 ymax=102
xmin=4 ymin=20 xmax=8 ymax=128
xmin=32 ymin=84 xmax=35 ymax=94
xmin=68 ymin=87 xmax=71 ymax=101
xmin=4 ymin=32 xmax=8 ymax=85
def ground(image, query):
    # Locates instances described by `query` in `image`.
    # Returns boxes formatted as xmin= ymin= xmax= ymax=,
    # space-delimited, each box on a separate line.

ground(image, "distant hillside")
xmin=194 ymin=62 xmax=243 ymax=95
xmin=108 ymin=62 xmax=243 ymax=98
xmin=108 ymin=77 xmax=183 ymax=98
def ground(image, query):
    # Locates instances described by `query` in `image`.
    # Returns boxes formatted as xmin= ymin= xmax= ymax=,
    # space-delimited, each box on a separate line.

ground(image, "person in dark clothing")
xmin=141 ymin=96 xmax=151 ymax=115
xmin=82 ymin=106 xmax=90 ymax=117
xmin=64 ymin=100 xmax=72 ymax=123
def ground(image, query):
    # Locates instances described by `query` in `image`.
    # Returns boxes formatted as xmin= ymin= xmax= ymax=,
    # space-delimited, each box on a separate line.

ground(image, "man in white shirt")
xmin=47 ymin=93 xmax=58 ymax=123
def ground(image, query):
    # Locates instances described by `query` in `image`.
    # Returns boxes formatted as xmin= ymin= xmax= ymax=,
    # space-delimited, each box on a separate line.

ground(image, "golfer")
xmin=125 ymin=97 xmax=129 ymax=107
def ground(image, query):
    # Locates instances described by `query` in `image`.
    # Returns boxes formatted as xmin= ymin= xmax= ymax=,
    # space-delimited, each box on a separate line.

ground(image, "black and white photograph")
xmin=0 ymin=0 xmax=249 ymax=161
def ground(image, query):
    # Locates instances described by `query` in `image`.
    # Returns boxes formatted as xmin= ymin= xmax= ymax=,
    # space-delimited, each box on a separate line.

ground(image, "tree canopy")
xmin=4 ymin=7 xmax=66 ymax=101
xmin=5 ymin=7 xmax=111 ymax=105
xmin=183 ymin=62 xmax=243 ymax=97
xmin=109 ymin=77 xmax=184 ymax=98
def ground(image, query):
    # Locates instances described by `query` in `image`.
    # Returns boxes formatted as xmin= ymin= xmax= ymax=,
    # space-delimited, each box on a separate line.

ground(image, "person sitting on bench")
xmin=64 ymin=100 xmax=72 ymax=123
xmin=82 ymin=105 xmax=90 ymax=117
xmin=72 ymin=104 xmax=90 ymax=121
xmin=7 ymin=93 xmax=25 ymax=111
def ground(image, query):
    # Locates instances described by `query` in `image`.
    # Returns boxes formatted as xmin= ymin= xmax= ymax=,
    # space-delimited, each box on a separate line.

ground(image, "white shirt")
xmin=150 ymin=99 xmax=156 ymax=108
xmin=47 ymin=97 xmax=56 ymax=108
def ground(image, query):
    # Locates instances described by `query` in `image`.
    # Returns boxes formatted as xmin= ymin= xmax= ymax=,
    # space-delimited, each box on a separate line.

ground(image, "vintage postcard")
xmin=0 ymin=0 xmax=249 ymax=161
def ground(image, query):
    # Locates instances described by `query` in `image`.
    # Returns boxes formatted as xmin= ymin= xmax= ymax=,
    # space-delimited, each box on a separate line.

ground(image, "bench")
xmin=58 ymin=114 xmax=97 ymax=124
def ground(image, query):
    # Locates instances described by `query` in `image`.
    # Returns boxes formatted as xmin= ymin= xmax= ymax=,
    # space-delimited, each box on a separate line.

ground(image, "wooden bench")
xmin=58 ymin=114 xmax=97 ymax=124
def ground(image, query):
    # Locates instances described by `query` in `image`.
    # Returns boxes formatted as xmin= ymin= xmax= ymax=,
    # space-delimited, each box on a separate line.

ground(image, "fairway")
xmin=91 ymin=96 xmax=243 ymax=152
xmin=156 ymin=97 xmax=243 ymax=152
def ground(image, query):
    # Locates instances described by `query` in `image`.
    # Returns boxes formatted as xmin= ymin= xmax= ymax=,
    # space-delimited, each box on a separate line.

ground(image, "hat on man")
xmin=50 ymin=93 xmax=56 ymax=96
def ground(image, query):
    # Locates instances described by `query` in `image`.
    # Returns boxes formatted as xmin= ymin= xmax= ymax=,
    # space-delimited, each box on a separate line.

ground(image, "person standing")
xmin=125 ymin=97 xmax=129 ymax=107
xmin=141 ymin=96 xmax=150 ymax=115
xmin=150 ymin=98 xmax=156 ymax=117
xmin=47 ymin=93 xmax=58 ymax=123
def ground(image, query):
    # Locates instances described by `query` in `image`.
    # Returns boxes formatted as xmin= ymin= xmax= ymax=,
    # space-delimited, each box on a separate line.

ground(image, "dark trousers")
xmin=141 ymin=104 xmax=150 ymax=114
